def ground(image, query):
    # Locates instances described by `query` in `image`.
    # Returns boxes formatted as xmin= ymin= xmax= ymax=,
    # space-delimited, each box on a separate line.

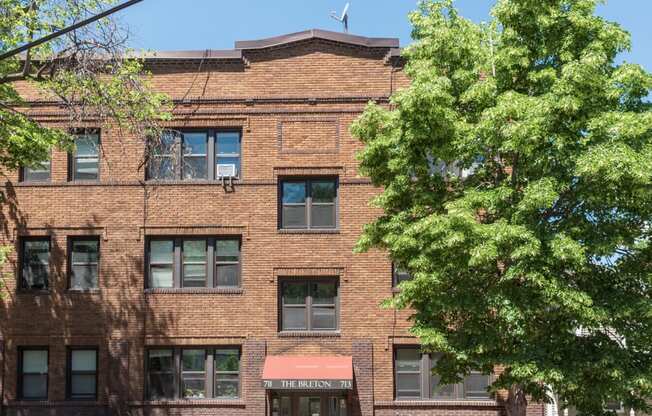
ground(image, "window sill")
xmin=145 ymin=287 xmax=244 ymax=295
xmin=130 ymin=399 xmax=245 ymax=407
xmin=278 ymin=229 xmax=340 ymax=235
xmin=6 ymin=400 xmax=100 ymax=407
xmin=66 ymin=289 xmax=101 ymax=294
xmin=375 ymin=400 xmax=499 ymax=408
xmin=144 ymin=179 xmax=242 ymax=186
xmin=16 ymin=289 xmax=51 ymax=296
xmin=278 ymin=330 xmax=341 ymax=338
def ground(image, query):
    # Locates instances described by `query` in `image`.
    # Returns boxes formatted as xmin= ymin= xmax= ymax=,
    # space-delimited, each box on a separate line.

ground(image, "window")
xmin=147 ymin=237 xmax=241 ymax=289
xmin=19 ymin=348 xmax=48 ymax=400
xmin=147 ymin=348 xmax=240 ymax=400
xmin=69 ymin=237 xmax=100 ymax=290
xmin=20 ymin=237 xmax=50 ymax=290
xmin=216 ymin=132 xmax=241 ymax=178
xmin=392 ymin=264 xmax=412 ymax=287
xmin=21 ymin=160 xmax=51 ymax=182
xmin=71 ymin=131 xmax=100 ymax=181
xmin=67 ymin=348 xmax=97 ymax=400
xmin=280 ymin=178 xmax=337 ymax=229
xmin=280 ymin=279 xmax=339 ymax=332
xmin=394 ymin=347 xmax=491 ymax=401
xmin=147 ymin=130 xmax=241 ymax=180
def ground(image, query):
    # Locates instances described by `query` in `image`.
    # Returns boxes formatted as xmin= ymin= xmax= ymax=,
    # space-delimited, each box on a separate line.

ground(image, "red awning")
xmin=261 ymin=356 xmax=353 ymax=390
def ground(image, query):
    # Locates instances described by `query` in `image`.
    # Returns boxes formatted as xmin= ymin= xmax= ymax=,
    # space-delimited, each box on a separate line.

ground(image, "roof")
xmin=139 ymin=29 xmax=401 ymax=63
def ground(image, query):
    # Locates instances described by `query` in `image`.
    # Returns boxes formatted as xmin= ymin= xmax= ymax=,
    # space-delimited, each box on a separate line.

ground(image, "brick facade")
xmin=0 ymin=29 xmax=544 ymax=416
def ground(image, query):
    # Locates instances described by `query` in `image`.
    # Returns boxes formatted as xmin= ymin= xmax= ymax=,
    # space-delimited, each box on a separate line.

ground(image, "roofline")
xmin=234 ymin=29 xmax=399 ymax=50
xmin=17 ymin=29 xmax=402 ymax=64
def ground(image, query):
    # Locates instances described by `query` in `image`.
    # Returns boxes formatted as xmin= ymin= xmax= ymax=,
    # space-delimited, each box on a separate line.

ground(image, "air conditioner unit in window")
xmin=216 ymin=164 xmax=237 ymax=178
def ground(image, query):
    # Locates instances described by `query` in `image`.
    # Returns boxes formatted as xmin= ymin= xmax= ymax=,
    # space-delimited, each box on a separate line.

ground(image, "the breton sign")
xmin=263 ymin=379 xmax=353 ymax=390
xmin=261 ymin=355 xmax=354 ymax=391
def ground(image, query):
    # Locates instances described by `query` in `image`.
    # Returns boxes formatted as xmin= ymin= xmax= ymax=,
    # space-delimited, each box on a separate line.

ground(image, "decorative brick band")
xmin=129 ymin=399 xmax=246 ymax=407
xmin=144 ymin=287 xmax=244 ymax=295
xmin=375 ymin=400 xmax=501 ymax=408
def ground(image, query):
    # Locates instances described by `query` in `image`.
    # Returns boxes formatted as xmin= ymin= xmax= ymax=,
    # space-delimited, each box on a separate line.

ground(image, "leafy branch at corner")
xmin=352 ymin=1 xmax=652 ymax=415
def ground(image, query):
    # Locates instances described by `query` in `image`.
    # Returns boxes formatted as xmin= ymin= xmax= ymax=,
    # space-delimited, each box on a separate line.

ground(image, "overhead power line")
xmin=0 ymin=0 xmax=144 ymax=62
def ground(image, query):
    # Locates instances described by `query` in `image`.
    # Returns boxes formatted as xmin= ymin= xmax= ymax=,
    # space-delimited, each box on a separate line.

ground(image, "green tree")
xmin=0 ymin=0 xmax=170 ymax=170
xmin=351 ymin=1 xmax=652 ymax=415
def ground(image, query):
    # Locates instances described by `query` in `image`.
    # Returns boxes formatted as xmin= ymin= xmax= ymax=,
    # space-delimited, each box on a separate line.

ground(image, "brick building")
xmin=0 ymin=29 xmax=545 ymax=416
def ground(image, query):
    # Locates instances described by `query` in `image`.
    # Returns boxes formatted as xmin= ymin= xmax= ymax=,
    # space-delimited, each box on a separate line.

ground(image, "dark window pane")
xmin=183 ymin=157 xmax=207 ymax=179
xmin=182 ymin=133 xmax=207 ymax=155
xmin=24 ymin=160 xmax=50 ymax=182
xmin=22 ymin=374 xmax=47 ymax=399
xmin=25 ymin=240 xmax=49 ymax=264
xmin=72 ymin=240 xmax=99 ymax=263
xmin=312 ymin=306 xmax=336 ymax=329
xmin=24 ymin=263 xmax=48 ymax=289
xmin=216 ymin=240 xmax=239 ymax=262
xmin=148 ymin=373 xmax=175 ymax=399
xmin=215 ymin=349 xmax=240 ymax=372
xmin=150 ymin=265 xmax=173 ymax=288
xmin=395 ymin=349 xmax=420 ymax=372
xmin=310 ymin=204 xmax=335 ymax=228
xmin=311 ymin=181 xmax=336 ymax=203
xmin=282 ymin=205 xmax=307 ymax=228
xmin=73 ymin=134 xmax=100 ymax=181
xmin=74 ymin=158 xmax=99 ymax=180
xmin=312 ymin=282 xmax=336 ymax=304
xmin=71 ymin=239 xmax=99 ymax=290
xmin=282 ymin=182 xmax=306 ymax=204
xmin=394 ymin=266 xmax=412 ymax=285
xmin=75 ymin=134 xmax=99 ymax=157
xmin=216 ymin=264 xmax=239 ymax=287
xmin=71 ymin=265 xmax=98 ymax=290
xmin=148 ymin=350 xmax=173 ymax=372
xmin=215 ymin=375 xmax=239 ymax=398
xmin=182 ymin=377 xmax=206 ymax=399
xmin=71 ymin=350 xmax=96 ymax=371
xmin=71 ymin=374 xmax=96 ymax=397
xmin=464 ymin=373 xmax=490 ymax=399
xmin=431 ymin=373 xmax=455 ymax=399
xmin=397 ymin=374 xmax=420 ymax=392
xmin=183 ymin=240 xmax=206 ymax=264
xmin=150 ymin=240 xmax=173 ymax=263
xmin=23 ymin=350 xmax=48 ymax=372
xmin=282 ymin=307 xmax=307 ymax=330
xmin=282 ymin=282 xmax=308 ymax=305
xmin=182 ymin=350 xmax=205 ymax=372
xmin=149 ymin=157 xmax=175 ymax=179
xmin=216 ymin=132 xmax=240 ymax=155
xmin=23 ymin=240 xmax=49 ymax=289
xmin=183 ymin=240 xmax=206 ymax=287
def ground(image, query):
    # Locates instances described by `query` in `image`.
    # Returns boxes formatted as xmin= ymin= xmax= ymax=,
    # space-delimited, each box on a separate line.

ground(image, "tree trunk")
xmin=505 ymin=385 xmax=528 ymax=416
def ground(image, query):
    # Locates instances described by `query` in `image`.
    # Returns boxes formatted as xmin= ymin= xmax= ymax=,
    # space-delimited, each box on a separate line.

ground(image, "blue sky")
xmin=121 ymin=1 xmax=652 ymax=71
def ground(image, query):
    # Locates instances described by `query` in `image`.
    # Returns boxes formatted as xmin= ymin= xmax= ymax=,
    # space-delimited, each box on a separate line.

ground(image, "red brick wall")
xmin=0 ymin=39 xmax=543 ymax=416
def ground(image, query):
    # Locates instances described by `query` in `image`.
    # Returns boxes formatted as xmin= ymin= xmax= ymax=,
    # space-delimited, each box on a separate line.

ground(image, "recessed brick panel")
xmin=278 ymin=118 xmax=340 ymax=154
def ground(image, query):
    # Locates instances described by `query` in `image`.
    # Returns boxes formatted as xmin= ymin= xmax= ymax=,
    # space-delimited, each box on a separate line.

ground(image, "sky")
xmin=120 ymin=0 xmax=652 ymax=71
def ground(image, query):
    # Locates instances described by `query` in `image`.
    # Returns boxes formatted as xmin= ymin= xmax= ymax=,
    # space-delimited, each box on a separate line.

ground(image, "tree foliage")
xmin=351 ymin=1 xmax=652 ymax=415
xmin=0 ymin=0 xmax=170 ymax=170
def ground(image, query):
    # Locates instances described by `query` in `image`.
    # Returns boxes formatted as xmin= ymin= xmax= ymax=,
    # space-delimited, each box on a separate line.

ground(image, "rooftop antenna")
xmin=330 ymin=2 xmax=350 ymax=33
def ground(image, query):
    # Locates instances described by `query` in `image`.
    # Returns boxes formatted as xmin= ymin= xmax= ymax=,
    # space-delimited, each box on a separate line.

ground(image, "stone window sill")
xmin=375 ymin=400 xmax=499 ymax=408
xmin=145 ymin=287 xmax=244 ymax=295
xmin=278 ymin=229 xmax=340 ymax=235
xmin=66 ymin=289 xmax=101 ymax=294
xmin=130 ymin=399 xmax=245 ymax=407
xmin=16 ymin=289 xmax=51 ymax=296
xmin=6 ymin=400 xmax=101 ymax=407
xmin=278 ymin=330 xmax=341 ymax=338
